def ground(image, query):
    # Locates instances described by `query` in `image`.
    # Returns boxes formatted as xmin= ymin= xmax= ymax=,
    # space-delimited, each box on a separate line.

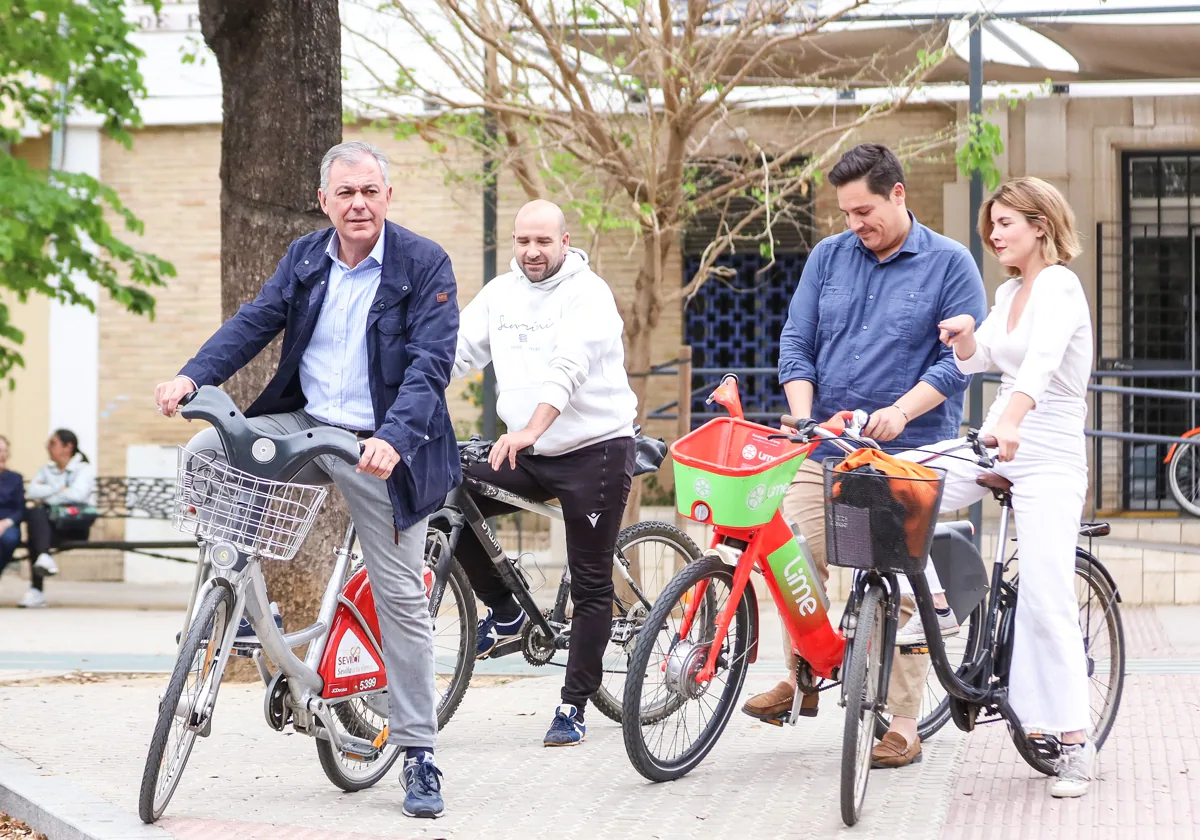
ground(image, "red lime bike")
xmin=621 ymin=376 xmax=853 ymax=780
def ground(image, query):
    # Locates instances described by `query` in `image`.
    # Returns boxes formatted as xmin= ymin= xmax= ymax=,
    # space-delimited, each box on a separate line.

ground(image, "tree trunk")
xmin=620 ymin=231 xmax=671 ymax=530
xmin=200 ymin=0 xmax=346 ymax=676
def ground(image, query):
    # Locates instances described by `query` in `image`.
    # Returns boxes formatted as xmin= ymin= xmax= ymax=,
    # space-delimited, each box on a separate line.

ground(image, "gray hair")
xmin=320 ymin=141 xmax=390 ymax=191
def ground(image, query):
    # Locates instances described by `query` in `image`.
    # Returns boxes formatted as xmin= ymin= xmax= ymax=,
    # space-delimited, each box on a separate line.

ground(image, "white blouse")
xmin=954 ymin=265 xmax=1093 ymax=413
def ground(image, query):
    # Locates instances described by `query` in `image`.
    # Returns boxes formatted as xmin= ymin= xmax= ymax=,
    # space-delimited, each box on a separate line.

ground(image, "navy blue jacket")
xmin=0 ymin=470 xmax=24 ymax=527
xmin=180 ymin=221 xmax=462 ymax=530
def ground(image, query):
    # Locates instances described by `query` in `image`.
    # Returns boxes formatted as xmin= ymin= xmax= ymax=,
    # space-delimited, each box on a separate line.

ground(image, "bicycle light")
xmin=210 ymin=541 xmax=238 ymax=569
xmin=692 ymin=502 xmax=711 ymax=522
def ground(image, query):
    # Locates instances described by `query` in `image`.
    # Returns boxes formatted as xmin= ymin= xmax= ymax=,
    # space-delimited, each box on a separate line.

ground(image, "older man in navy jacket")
xmin=155 ymin=140 xmax=458 ymax=819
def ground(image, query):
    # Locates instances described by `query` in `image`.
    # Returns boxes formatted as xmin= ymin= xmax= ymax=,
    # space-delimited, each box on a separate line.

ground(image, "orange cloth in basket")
xmin=834 ymin=449 xmax=941 ymax=558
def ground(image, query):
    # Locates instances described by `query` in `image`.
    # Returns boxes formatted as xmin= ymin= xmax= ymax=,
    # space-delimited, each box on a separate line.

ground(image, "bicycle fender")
xmin=1164 ymin=425 xmax=1200 ymax=463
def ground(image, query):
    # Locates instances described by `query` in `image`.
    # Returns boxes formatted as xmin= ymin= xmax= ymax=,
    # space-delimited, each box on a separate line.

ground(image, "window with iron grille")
xmin=682 ymin=162 xmax=814 ymax=426
xmin=1105 ymin=152 xmax=1200 ymax=510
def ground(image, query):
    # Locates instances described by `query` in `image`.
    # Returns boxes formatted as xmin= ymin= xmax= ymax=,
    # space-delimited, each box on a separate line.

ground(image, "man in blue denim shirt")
xmin=743 ymin=145 xmax=986 ymax=768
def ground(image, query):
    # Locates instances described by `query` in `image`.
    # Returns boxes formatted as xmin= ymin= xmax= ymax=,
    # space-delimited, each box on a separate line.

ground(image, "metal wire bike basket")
xmin=823 ymin=457 xmax=947 ymax=576
xmin=171 ymin=447 xmax=329 ymax=562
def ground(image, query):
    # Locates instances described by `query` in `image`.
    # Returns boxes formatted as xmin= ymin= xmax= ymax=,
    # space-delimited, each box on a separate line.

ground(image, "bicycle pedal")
xmin=341 ymin=740 xmax=382 ymax=763
xmin=899 ymin=645 xmax=929 ymax=655
xmin=760 ymin=714 xmax=787 ymax=727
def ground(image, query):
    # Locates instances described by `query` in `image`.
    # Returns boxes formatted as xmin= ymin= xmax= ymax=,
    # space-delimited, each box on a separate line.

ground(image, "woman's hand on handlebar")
xmin=988 ymin=421 xmax=1020 ymax=463
xmin=155 ymin=376 xmax=196 ymax=418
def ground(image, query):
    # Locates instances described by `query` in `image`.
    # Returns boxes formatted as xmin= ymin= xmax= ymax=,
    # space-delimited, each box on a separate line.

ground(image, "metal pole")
xmin=967 ymin=14 xmax=984 ymax=547
xmin=481 ymin=47 xmax=499 ymax=441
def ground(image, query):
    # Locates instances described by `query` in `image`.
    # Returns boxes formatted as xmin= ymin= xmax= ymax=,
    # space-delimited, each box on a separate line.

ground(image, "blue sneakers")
xmin=476 ymin=608 xmax=527 ymax=658
xmin=401 ymin=753 xmax=444 ymax=819
xmin=543 ymin=703 xmax=586 ymax=746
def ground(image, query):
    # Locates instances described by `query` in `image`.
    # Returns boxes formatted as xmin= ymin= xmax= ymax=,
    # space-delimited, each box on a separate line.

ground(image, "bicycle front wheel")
xmin=139 ymin=584 xmax=235 ymax=823
xmin=589 ymin=521 xmax=703 ymax=724
xmin=841 ymin=583 xmax=887 ymax=828
xmin=622 ymin=553 xmax=751 ymax=782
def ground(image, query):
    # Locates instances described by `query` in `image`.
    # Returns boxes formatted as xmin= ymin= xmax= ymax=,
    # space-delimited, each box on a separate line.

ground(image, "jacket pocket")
xmin=376 ymin=313 xmax=409 ymax=386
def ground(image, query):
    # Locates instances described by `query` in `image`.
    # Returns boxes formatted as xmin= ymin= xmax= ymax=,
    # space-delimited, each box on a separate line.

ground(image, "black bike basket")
xmin=822 ymin=457 xmax=946 ymax=575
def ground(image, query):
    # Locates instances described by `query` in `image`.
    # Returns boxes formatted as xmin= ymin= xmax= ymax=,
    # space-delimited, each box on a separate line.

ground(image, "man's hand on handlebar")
xmin=863 ymin=405 xmax=906 ymax=442
xmin=155 ymin=376 xmax=196 ymax=418
xmin=358 ymin=438 xmax=401 ymax=479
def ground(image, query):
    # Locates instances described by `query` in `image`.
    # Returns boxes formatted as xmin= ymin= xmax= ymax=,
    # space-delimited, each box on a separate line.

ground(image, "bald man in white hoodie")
xmin=453 ymin=199 xmax=638 ymax=747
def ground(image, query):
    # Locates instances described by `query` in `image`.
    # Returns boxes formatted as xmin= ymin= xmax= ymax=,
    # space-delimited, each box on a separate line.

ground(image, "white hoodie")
xmin=453 ymin=247 xmax=637 ymax=456
xmin=27 ymin=453 xmax=96 ymax=506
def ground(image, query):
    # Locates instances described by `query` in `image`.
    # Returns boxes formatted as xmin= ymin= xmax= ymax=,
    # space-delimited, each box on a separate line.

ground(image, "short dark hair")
xmin=828 ymin=144 xmax=905 ymax=198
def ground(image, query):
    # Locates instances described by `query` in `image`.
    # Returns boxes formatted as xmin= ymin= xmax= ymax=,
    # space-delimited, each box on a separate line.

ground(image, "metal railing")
xmin=642 ymin=354 xmax=1200 ymax=514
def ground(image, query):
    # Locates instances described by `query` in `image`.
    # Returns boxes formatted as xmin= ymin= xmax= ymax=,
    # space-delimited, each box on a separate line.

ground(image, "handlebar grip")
xmin=979 ymin=434 xmax=998 ymax=448
xmin=781 ymin=414 xmax=800 ymax=429
xmin=179 ymin=389 xmax=198 ymax=407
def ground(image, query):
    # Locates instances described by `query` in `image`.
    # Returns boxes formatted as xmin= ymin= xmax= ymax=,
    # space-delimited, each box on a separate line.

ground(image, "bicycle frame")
xmin=181 ymin=522 xmax=391 ymax=757
xmin=906 ymin=492 xmax=1017 ymax=723
xmin=431 ymin=473 xmax=653 ymax=646
xmin=677 ymin=510 xmax=846 ymax=685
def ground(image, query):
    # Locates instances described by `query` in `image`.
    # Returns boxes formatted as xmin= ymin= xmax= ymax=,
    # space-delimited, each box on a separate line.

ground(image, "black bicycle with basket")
xmin=809 ymin=422 xmax=1125 ymax=827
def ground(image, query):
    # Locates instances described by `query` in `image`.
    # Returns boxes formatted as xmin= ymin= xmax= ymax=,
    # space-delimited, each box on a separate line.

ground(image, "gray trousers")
xmin=229 ymin=411 xmax=437 ymax=749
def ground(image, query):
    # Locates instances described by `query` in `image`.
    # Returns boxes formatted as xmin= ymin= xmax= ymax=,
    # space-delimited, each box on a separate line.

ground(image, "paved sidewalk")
xmin=0 ymin=673 xmax=966 ymax=840
xmin=0 ymin=606 xmax=1195 ymax=838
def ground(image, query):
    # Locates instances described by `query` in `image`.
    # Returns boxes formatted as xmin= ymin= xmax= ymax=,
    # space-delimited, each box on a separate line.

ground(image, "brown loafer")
xmin=741 ymin=681 xmax=819 ymax=722
xmin=871 ymin=731 xmax=923 ymax=768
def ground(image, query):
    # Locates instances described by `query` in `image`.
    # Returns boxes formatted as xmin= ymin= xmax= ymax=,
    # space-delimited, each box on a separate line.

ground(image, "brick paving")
xmin=0 ymin=606 xmax=1196 ymax=838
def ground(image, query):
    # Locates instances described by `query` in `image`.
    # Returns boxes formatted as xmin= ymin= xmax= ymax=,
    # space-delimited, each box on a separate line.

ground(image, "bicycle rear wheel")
xmin=317 ymin=692 xmax=403 ymax=791
xmin=139 ymin=584 xmax=235 ymax=823
xmin=427 ymin=547 xmax=476 ymax=730
xmin=1169 ymin=442 xmax=1200 ymax=517
xmin=840 ymin=583 xmax=887 ymax=827
xmin=1009 ymin=548 xmax=1126 ymax=775
xmin=622 ymin=553 xmax=750 ymax=782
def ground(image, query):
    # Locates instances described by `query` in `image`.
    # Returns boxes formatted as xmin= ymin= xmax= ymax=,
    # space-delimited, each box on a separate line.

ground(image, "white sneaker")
xmin=33 ymin=553 xmax=59 ymax=576
xmin=17 ymin=588 xmax=47 ymax=609
xmin=1049 ymin=741 xmax=1095 ymax=798
xmin=896 ymin=609 xmax=960 ymax=646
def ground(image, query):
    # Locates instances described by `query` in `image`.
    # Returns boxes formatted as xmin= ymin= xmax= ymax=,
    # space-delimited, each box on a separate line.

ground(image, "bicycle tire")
xmin=873 ymin=596 xmax=986 ymax=743
xmin=316 ymin=696 xmax=403 ymax=791
xmin=590 ymin=521 xmax=703 ymax=724
xmin=841 ymin=583 xmax=886 ymax=827
xmin=1168 ymin=443 xmax=1200 ymax=517
xmin=622 ymin=553 xmax=751 ymax=782
xmin=431 ymin=556 xmax=476 ymax=730
xmin=1009 ymin=549 xmax=1126 ymax=776
xmin=138 ymin=584 xmax=234 ymax=823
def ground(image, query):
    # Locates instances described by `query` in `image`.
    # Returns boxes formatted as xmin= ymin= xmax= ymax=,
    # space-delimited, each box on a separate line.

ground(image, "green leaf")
xmin=955 ymin=114 xmax=1005 ymax=191
xmin=0 ymin=1 xmax=169 ymax=386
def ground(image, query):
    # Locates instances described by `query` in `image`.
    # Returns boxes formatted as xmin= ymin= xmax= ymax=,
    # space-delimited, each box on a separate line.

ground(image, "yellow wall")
xmin=0 ymin=137 xmax=53 ymax=478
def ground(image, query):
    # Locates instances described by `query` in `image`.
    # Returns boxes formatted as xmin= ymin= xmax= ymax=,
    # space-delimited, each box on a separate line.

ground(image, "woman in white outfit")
xmin=879 ymin=177 xmax=1095 ymax=798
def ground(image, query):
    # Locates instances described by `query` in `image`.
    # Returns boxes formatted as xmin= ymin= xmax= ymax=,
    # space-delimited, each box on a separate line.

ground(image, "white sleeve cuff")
xmin=538 ymin=381 xmax=572 ymax=412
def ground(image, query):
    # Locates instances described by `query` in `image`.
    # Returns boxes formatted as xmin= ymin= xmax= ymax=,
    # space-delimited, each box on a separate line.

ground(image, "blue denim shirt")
xmin=778 ymin=214 xmax=987 ymax=459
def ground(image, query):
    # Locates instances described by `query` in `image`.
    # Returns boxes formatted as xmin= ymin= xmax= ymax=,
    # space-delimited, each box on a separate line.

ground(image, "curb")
xmin=0 ymin=743 xmax=170 ymax=840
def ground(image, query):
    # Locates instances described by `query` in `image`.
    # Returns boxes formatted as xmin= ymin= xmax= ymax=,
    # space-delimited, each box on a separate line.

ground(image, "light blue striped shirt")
xmin=300 ymin=232 xmax=385 ymax=431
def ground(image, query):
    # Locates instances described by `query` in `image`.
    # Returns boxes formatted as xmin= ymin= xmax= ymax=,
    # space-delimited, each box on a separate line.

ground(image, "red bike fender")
xmin=1164 ymin=426 xmax=1200 ymax=463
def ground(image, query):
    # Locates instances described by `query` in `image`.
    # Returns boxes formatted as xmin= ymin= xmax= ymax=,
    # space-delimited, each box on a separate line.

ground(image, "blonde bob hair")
xmin=978 ymin=176 xmax=1082 ymax=277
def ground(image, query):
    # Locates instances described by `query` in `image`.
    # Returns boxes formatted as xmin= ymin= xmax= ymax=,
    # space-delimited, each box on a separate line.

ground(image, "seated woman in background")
xmin=0 ymin=436 xmax=25 ymax=585
xmin=21 ymin=429 xmax=96 ymax=609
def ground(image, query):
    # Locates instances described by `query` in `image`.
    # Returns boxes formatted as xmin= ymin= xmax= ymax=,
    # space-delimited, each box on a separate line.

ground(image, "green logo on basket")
xmin=746 ymin=482 xmax=787 ymax=511
xmin=693 ymin=477 xmax=712 ymax=498
xmin=746 ymin=484 xmax=766 ymax=510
